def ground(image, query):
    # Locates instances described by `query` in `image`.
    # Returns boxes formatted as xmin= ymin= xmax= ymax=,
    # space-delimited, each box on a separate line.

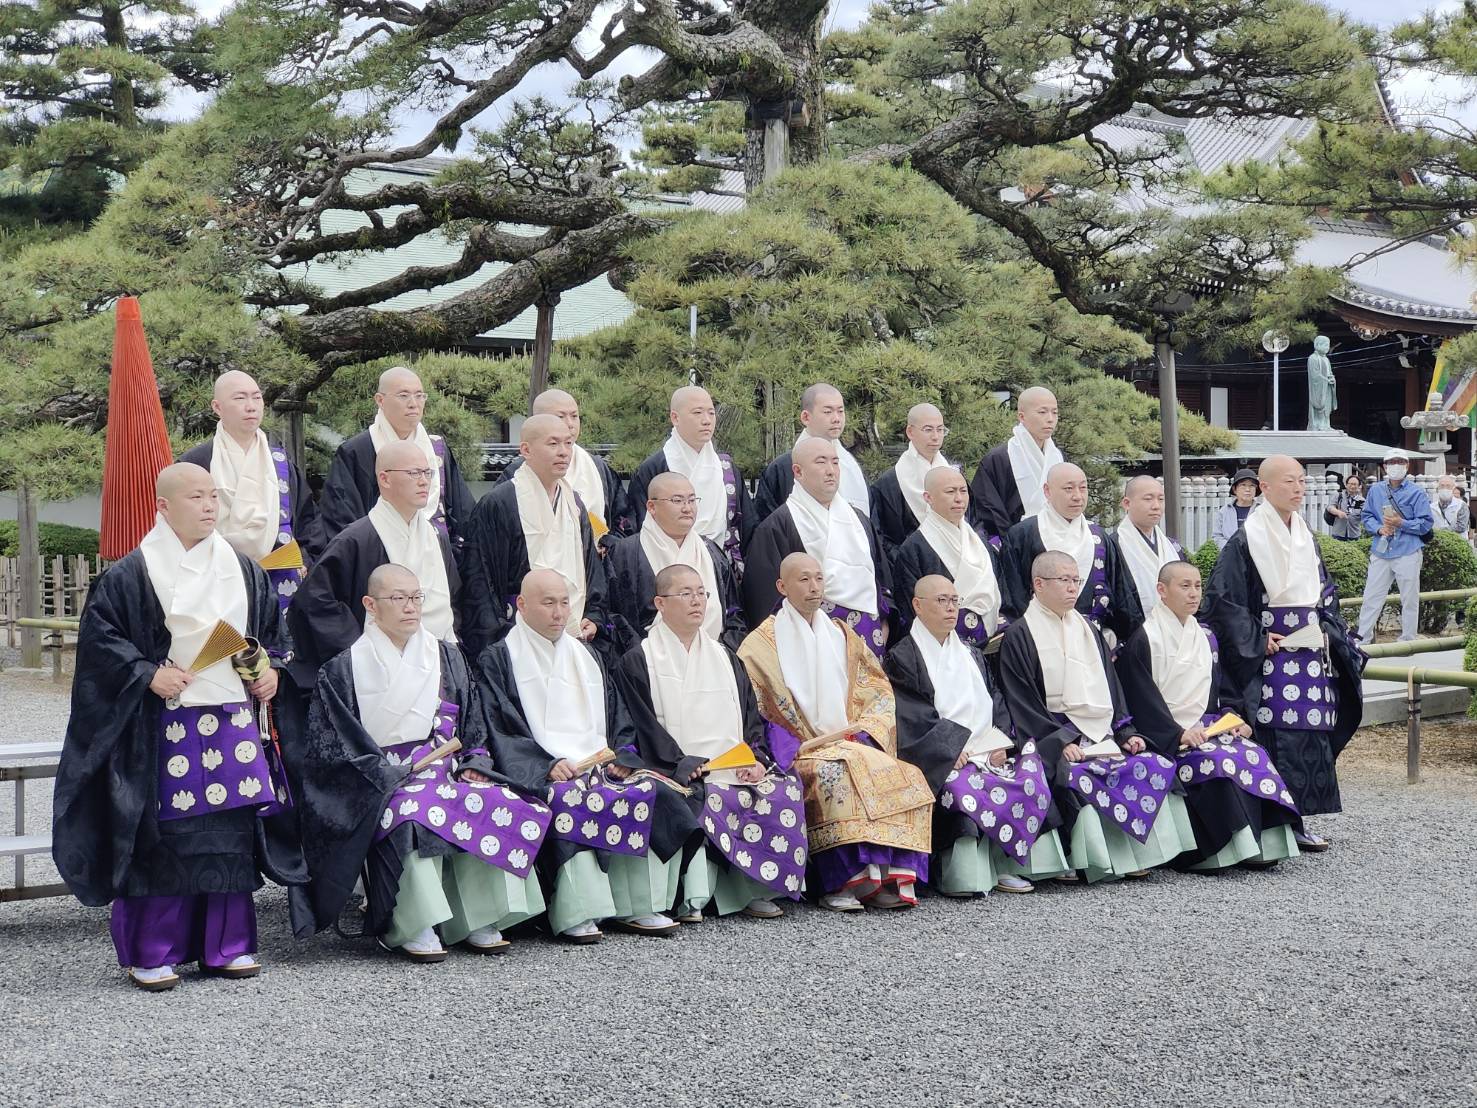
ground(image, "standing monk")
xmin=971 ymin=386 xmax=1063 ymax=547
xmin=1112 ymin=475 xmax=1185 ymax=619
xmin=743 ymin=437 xmax=894 ymax=655
xmin=1202 ymin=455 xmax=1363 ymax=853
xmin=626 ymin=385 xmax=754 ymax=571
xmin=53 ymin=463 xmax=303 ymax=991
xmin=739 ymin=554 xmax=934 ymax=911
xmin=320 ymin=366 xmax=476 ymax=547
xmin=461 ymin=414 xmax=608 ymax=658
xmin=500 ymin=388 xmax=631 ymax=551
xmin=892 ymin=467 xmax=1003 ymax=646
xmin=754 ymin=383 xmax=869 ymax=521
xmin=869 ymin=402 xmax=956 ymax=564
xmin=180 ymin=370 xmax=322 ymax=611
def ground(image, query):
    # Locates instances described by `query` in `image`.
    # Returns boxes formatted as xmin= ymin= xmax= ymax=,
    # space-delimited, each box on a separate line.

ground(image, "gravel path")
xmin=3 ymin=670 xmax=1475 ymax=1108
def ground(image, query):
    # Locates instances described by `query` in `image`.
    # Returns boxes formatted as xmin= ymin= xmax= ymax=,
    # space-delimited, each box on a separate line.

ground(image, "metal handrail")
xmin=1338 ymin=587 xmax=1477 ymax=610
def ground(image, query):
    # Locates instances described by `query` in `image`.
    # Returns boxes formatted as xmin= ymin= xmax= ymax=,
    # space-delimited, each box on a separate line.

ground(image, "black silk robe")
xmin=604 ymin=533 xmax=746 ymax=655
xmin=320 ymin=428 xmax=477 ymax=546
xmin=740 ymin=503 xmax=895 ymax=632
xmin=180 ymin=438 xmax=325 ymax=563
xmin=999 ymin=515 xmax=1143 ymax=644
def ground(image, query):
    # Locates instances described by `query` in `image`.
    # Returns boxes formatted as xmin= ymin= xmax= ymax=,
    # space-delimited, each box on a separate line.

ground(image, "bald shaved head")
xmin=1121 ymin=474 xmax=1165 ymax=532
xmin=520 ymin=412 xmax=565 ymax=443
xmin=792 ymin=435 xmax=840 ymax=504
xmin=669 ymin=384 xmax=716 ymax=448
xmin=155 ymin=463 xmax=218 ymax=545
xmin=799 ymin=383 xmax=846 ymax=440
xmin=1156 ymin=559 xmax=1202 ymax=621
xmin=213 ymin=370 xmax=258 ymax=402
xmin=517 ymin=568 xmax=572 ymax=641
xmin=367 ymin=562 xmax=419 ymax=595
xmin=1017 ymin=386 xmax=1059 ymax=444
xmin=923 ymin=465 xmax=970 ymax=524
xmin=671 ymin=384 xmax=711 ymax=410
xmin=908 ymin=403 xmax=941 ymax=426
xmin=1257 ymin=453 xmax=1306 ymax=517
xmin=211 ymin=371 xmax=264 ymax=442
xmin=648 ymin=471 xmax=690 ymax=500
xmin=646 ymin=471 xmax=696 ymax=540
xmin=1044 ymin=462 xmax=1088 ymax=521
xmin=532 ymin=388 xmax=582 ymax=440
xmin=911 ymin=573 xmax=960 ymax=639
xmin=363 ymin=563 xmax=423 ymax=644
xmin=375 ymin=439 xmax=424 ymax=471
xmin=375 ymin=439 xmax=431 ymax=515
xmin=905 ymin=402 xmax=947 ymax=459
xmin=776 ymin=552 xmax=825 ymax=618
xmin=378 ymin=366 xmax=420 ymax=395
xmin=375 ymin=365 xmax=425 ymax=437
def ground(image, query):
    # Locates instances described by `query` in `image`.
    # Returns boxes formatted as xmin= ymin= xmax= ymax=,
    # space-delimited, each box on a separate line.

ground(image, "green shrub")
xmin=1190 ymin=539 xmax=1219 ymax=582
xmin=1418 ymin=529 xmax=1477 ymax=634
xmin=0 ymin=520 xmax=101 ymax=558
xmin=1315 ymin=533 xmax=1369 ymax=606
xmin=1465 ymin=596 xmax=1477 ymax=719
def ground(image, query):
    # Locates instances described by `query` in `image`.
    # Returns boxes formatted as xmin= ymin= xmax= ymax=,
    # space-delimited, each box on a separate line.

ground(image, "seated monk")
xmin=998 ymin=550 xmax=1198 ymax=883
xmin=473 ymin=569 xmax=701 ymax=943
xmin=737 ymin=553 xmax=934 ymax=911
xmin=287 ymin=564 xmax=550 ymax=962
xmin=1116 ymin=561 xmax=1301 ymax=871
xmin=885 ymin=575 xmax=1071 ymax=898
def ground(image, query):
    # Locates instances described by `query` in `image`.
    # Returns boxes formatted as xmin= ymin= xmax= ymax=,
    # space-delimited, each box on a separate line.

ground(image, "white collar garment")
xmin=796 ymin=430 xmax=869 ymax=513
xmin=893 ymin=444 xmax=952 ymax=523
xmin=368 ymin=410 xmax=442 ymax=523
xmin=503 ymin=613 xmax=607 ymax=763
xmin=1116 ymin=518 xmax=1177 ymax=616
xmin=918 ymin=508 xmax=1001 ymax=632
xmin=662 ymin=430 xmax=728 ymax=543
xmin=138 ymin=514 xmax=249 ymax=707
xmin=565 ymin=443 xmax=607 ymax=526
xmin=1035 ymin=504 xmax=1095 ymax=582
xmin=1243 ymin=501 xmax=1321 ymax=606
xmin=1022 ymin=597 xmax=1114 ymax=741
xmin=1143 ymin=603 xmax=1213 ymax=732
xmin=366 ymin=498 xmax=455 ymax=642
xmin=786 ymin=482 xmax=879 ymax=616
xmin=350 ymin=622 xmax=442 ymax=749
xmin=773 ymin=600 xmax=850 ymax=735
xmin=908 ymin=620 xmax=1009 ymax=762
xmin=638 ymin=515 xmax=722 ymax=641
xmin=511 ymin=462 xmax=587 ymax=623
xmin=210 ymin=425 xmax=280 ymax=560
xmin=641 ymin=614 xmax=746 ymax=784
xmin=1006 ymin=423 xmax=1062 ymax=519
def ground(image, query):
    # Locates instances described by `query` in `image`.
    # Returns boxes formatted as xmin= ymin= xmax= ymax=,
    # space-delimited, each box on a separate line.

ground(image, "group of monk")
xmin=52 ymin=367 xmax=1362 ymax=991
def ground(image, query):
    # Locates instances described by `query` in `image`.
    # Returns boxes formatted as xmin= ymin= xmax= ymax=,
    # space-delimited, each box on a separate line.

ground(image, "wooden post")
xmin=763 ymin=116 xmax=790 ymax=183
xmin=529 ymin=292 xmax=560 ymax=410
xmin=1157 ymin=335 xmax=1183 ymax=540
xmin=16 ymin=480 xmax=41 ymax=669
xmin=1406 ymin=670 xmax=1422 ymax=785
xmin=277 ymin=402 xmax=308 ymax=473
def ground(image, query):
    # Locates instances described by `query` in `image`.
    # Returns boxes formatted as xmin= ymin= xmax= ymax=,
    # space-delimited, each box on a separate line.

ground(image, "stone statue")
xmin=1307 ymin=335 xmax=1337 ymax=431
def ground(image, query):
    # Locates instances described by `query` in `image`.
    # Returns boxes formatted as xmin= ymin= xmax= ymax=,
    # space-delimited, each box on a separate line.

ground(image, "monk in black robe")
xmin=625 ymin=385 xmax=754 ymax=569
xmin=461 ymin=413 xmax=608 ymax=659
xmin=1117 ymin=560 xmax=1302 ymax=870
xmin=1201 ymin=454 xmax=1363 ymax=853
xmin=319 ymin=365 xmax=476 ymax=547
xmin=869 ymin=402 xmax=957 ymax=564
xmin=970 ymin=385 xmax=1064 ymax=546
xmin=999 ymin=461 xmax=1142 ymax=645
xmin=286 ymin=439 xmax=460 ymax=688
xmin=892 ymin=467 xmax=1004 ymax=646
xmin=497 ymin=387 xmax=631 ymax=551
xmin=53 ymin=463 xmax=304 ymax=991
xmin=473 ymin=569 xmax=700 ymax=943
xmin=286 ymin=564 xmax=548 ymax=960
xmin=606 ymin=472 xmax=745 ymax=654
xmin=753 ymin=382 xmax=870 ymax=522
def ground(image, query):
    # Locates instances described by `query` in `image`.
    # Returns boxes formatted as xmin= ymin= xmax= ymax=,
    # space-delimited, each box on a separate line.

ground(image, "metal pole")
xmin=1158 ymin=335 xmax=1182 ymax=539
xmin=1272 ymin=350 xmax=1280 ymax=431
xmin=1407 ymin=670 xmax=1422 ymax=785
xmin=17 ymin=480 xmax=41 ymax=670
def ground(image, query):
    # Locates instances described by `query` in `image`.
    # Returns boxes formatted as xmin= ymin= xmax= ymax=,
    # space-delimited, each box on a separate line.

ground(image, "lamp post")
xmin=1262 ymin=329 xmax=1290 ymax=431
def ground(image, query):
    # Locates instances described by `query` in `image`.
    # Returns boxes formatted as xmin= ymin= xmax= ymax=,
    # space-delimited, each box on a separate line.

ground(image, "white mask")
xmin=1439 ymin=488 xmax=1454 ymax=503
xmin=1385 ymin=464 xmax=1407 ymax=481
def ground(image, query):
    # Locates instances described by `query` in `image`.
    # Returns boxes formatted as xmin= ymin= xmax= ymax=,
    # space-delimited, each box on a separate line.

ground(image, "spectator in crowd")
xmin=1324 ymin=472 xmax=1366 ymax=541
xmin=1357 ymin=448 xmax=1434 ymax=644
xmin=1431 ymin=475 xmax=1470 ymax=535
xmin=1211 ymin=468 xmax=1260 ymax=549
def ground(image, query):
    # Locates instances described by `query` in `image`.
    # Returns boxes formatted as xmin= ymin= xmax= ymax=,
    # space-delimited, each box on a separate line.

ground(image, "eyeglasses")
xmin=927 ymin=595 xmax=961 ymax=607
xmin=372 ymin=592 xmax=426 ymax=607
xmin=1038 ymin=576 xmax=1082 ymax=587
xmin=391 ymin=391 xmax=427 ymax=403
xmin=652 ymin=496 xmax=702 ymax=508
xmin=658 ymin=588 xmax=709 ymax=603
xmin=386 ymin=468 xmax=435 ymax=481
xmin=918 ymin=425 xmax=950 ymax=437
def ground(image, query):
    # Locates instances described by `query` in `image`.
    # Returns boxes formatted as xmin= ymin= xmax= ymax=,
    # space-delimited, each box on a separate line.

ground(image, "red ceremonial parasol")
xmin=99 ymin=297 xmax=174 ymax=560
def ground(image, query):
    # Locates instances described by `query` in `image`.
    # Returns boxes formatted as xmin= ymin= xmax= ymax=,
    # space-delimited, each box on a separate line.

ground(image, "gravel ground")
xmin=3 ymin=670 xmax=1475 ymax=1108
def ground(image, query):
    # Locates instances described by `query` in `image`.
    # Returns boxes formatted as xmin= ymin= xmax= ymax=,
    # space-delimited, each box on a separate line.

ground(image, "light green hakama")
xmin=1068 ymin=792 xmax=1197 ymax=884
xmin=547 ymin=849 xmax=681 ymax=936
xmin=679 ymin=848 xmax=784 ymax=916
xmin=1189 ymin=824 xmax=1301 ymax=872
xmin=938 ymin=828 xmax=1072 ymax=895
xmin=384 ymin=850 xmax=546 ymax=948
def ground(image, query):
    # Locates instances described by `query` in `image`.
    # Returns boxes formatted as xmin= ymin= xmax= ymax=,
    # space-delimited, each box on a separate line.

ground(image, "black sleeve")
xmin=753 ymin=457 xmax=790 ymax=523
xmin=625 ymin=454 xmax=657 ymax=532
xmin=1101 ymin=533 xmax=1145 ymax=643
xmin=998 ymin=522 xmax=1033 ymax=620
xmin=440 ymin=444 xmax=477 ymax=551
xmin=882 ymin=643 xmax=969 ymax=795
xmin=1201 ymin=535 xmax=1264 ymax=722
xmin=285 ymin=531 xmax=368 ymax=679
xmin=1113 ymin=630 xmax=1182 ymax=756
xmin=458 ymin=494 xmax=507 ymax=660
xmin=291 ymin=461 xmax=327 ymax=563
xmin=713 ymin=542 xmax=749 ymax=651
xmin=320 ymin=442 xmax=368 ymax=542
xmin=731 ymin=461 xmax=757 ymax=552
xmin=472 ymin=647 xmax=558 ymax=792
xmin=612 ymin=649 xmax=707 ymax=787
xmin=998 ymin=625 xmax=1085 ymax=781
xmin=968 ymin=450 xmax=1014 ymax=543
xmin=602 ymin=459 xmax=633 ymax=545
xmin=741 ymin=517 xmax=788 ymax=628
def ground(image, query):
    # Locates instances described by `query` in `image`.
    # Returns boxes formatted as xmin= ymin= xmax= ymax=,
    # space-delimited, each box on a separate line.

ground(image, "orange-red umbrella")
xmin=99 ymin=297 xmax=173 ymax=560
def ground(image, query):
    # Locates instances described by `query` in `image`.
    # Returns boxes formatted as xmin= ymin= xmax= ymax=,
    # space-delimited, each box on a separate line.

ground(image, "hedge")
xmin=0 ymin=520 xmax=101 ymax=558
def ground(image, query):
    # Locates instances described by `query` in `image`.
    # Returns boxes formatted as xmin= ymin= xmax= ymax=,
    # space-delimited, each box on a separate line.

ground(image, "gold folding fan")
xmin=1203 ymin=712 xmax=1247 ymax=739
xmin=258 ymin=539 xmax=305 ymax=571
xmin=573 ymin=747 xmax=616 ymax=772
xmin=588 ymin=511 xmax=610 ymax=541
xmin=701 ymin=741 xmax=759 ymax=774
xmin=189 ymin=620 xmax=250 ymax=674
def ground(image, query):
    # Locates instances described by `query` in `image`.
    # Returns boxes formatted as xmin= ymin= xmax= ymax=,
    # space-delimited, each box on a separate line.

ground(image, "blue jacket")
xmin=1362 ymin=478 xmax=1434 ymax=559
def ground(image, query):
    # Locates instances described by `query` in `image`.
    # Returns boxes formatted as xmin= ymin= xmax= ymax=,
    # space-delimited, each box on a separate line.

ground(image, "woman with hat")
xmin=1211 ymin=468 xmax=1260 ymax=549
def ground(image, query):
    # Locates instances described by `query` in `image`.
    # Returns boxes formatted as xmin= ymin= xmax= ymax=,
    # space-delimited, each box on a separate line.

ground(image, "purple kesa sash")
xmin=428 ymin=436 xmax=450 ymax=537
xmin=374 ymin=700 xmax=552 ymax=879
xmin=1176 ymin=733 xmax=1299 ymax=815
xmin=941 ymin=740 xmax=1052 ymax=860
xmin=1256 ymin=605 xmax=1338 ymax=731
xmin=718 ymin=453 xmax=744 ymax=578
xmin=955 ymin=607 xmax=993 ymax=647
xmin=824 ymin=602 xmax=887 ymax=658
xmin=1082 ymin=525 xmax=1111 ymax=625
xmin=1066 ymin=751 xmax=1175 ymax=843
xmin=267 ymin=448 xmax=305 ymax=614
xmin=157 ymin=701 xmax=284 ymax=821
xmin=699 ymin=774 xmax=807 ymax=897
xmin=547 ymin=767 xmax=660 ymax=857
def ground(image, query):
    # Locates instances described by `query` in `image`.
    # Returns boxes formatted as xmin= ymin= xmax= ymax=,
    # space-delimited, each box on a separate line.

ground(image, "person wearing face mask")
xmin=1357 ymin=448 xmax=1434 ymax=644
xmin=1431 ymin=475 xmax=1469 ymax=535
xmin=1323 ymin=473 xmax=1366 ymax=542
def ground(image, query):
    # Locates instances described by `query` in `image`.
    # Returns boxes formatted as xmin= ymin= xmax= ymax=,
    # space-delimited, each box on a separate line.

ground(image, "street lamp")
xmin=1262 ymin=329 xmax=1290 ymax=431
